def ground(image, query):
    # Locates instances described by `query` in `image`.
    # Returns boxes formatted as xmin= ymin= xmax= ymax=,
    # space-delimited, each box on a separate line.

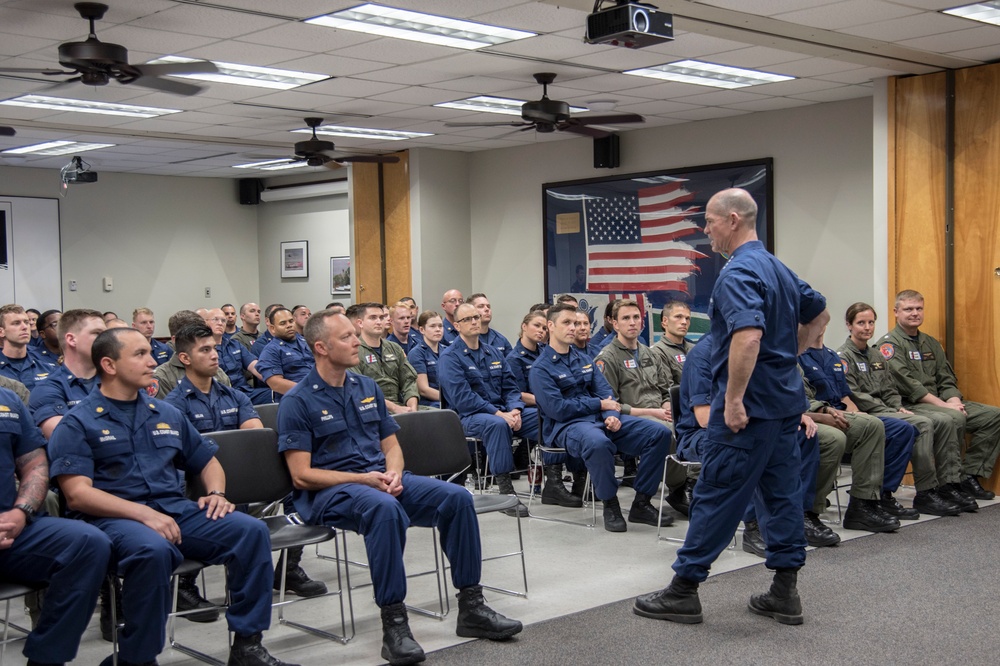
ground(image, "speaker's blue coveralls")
xmin=529 ymin=346 xmax=670 ymax=500
xmin=0 ymin=387 xmax=111 ymax=664
xmin=164 ymin=376 xmax=259 ymax=433
xmin=48 ymin=391 xmax=274 ymax=664
xmin=799 ymin=345 xmax=916 ymax=493
xmin=28 ymin=364 xmax=98 ymax=427
xmin=674 ymin=240 xmax=826 ymax=582
xmin=407 ymin=343 xmax=441 ymax=408
xmin=150 ymin=337 xmax=173 ymax=367
xmin=277 ymin=369 xmax=481 ymax=607
xmin=439 ymin=339 xmax=538 ymax=475
xmin=217 ymin=336 xmax=273 ymax=405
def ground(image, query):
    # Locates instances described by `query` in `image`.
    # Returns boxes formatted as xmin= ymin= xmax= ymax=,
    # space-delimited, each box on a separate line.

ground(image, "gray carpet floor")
xmin=428 ymin=505 xmax=1000 ymax=665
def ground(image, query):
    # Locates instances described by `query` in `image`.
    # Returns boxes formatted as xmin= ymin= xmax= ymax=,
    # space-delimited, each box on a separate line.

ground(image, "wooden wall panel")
xmin=382 ymin=152 xmax=412 ymax=305
xmin=892 ymin=73 xmax=947 ymax=342
xmin=352 ymin=162 xmax=383 ymax=303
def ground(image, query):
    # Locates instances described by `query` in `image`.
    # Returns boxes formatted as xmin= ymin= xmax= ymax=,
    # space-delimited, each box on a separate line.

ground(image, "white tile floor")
xmin=12 ymin=477 xmax=993 ymax=666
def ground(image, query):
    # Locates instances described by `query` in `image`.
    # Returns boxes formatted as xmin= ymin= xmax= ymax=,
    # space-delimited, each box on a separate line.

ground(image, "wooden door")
xmin=352 ymin=152 xmax=411 ymax=305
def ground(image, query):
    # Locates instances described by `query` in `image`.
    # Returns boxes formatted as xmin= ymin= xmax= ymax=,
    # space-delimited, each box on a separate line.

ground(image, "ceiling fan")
xmin=0 ymin=2 xmax=218 ymax=96
xmin=0 ymin=126 xmax=14 ymax=136
xmin=445 ymin=72 xmax=645 ymax=138
xmin=260 ymin=117 xmax=401 ymax=170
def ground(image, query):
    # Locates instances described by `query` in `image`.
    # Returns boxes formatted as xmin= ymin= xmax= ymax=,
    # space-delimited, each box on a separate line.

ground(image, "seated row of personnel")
xmin=2 ymin=310 xmax=524 ymax=666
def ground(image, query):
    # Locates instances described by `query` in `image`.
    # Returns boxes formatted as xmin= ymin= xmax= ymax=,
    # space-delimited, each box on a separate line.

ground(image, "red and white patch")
xmin=145 ymin=379 xmax=159 ymax=397
xmin=879 ymin=343 xmax=895 ymax=360
xmin=595 ymin=359 xmax=605 ymax=372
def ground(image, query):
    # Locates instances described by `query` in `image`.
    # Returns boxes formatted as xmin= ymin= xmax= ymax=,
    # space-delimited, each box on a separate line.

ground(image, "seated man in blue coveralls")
xmin=438 ymin=303 xmax=551 ymax=515
xmin=48 ymin=327 xmax=295 ymax=666
xmin=530 ymin=303 xmax=672 ymax=533
xmin=0 ymin=304 xmax=58 ymax=390
xmin=249 ymin=304 xmax=284 ymax=359
xmin=203 ymin=307 xmax=273 ymax=405
xmin=256 ymin=306 xmax=315 ymax=399
xmin=466 ymin=294 xmax=512 ymax=357
xmin=278 ymin=310 xmax=522 ymax=666
xmin=132 ymin=308 xmax=172 ymax=367
xmin=634 ymin=188 xmax=830 ymax=626
xmin=1 ymin=385 xmax=111 ymax=666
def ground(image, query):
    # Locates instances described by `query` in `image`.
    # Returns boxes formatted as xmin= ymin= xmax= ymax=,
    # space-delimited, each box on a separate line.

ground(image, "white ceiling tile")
xmin=175 ymin=42 xmax=314 ymax=68
xmin=425 ymin=75 xmax=526 ymax=95
xmin=896 ymin=26 xmax=1000 ymax=54
xmin=271 ymin=54 xmax=392 ymax=78
xmin=613 ymin=99 xmax=703 ymax=115
xmin=735 ymin=77 xmax=846 ymax=95
xmin=556 ymin=73 xmax=666 ymax=93
xmin=472 ymin=3 xmax=588 ymax=32
xmin=710 ymin=46 xmax=811 ymax=68
xmin=839 ymin=11 xmax=971 ymax=40
xmin=200 ymin=0 xmax=357 ymax=20
xmin=0 ymin=7 xmax=92 ymax=40
xmin=125 ymin=5 xmax=286 ymax=39
xmin=382 ymin=106 xmax=473 ymax=121
xmin=773 ymin=1 xmax=922 ymax=30
xmin=775 ymin=57 xmax=864 ymax=77
xmin=486 ymin=34 xmax=605 ymax=60
xmin=295 ymin=77 xmax=406 ymax=98
xmin=317 ymin=98 xmax=419 ymax=116
xmin=235 ymin=22 xmax=372 ymax=52
xmin=664 ymin=106 xmax=751 ymax=121
xmin=237 ymin=89 xmax=355 ymax=110
xmin=0 ymin=32 xmax=58 ymax=57
xmin=328 ymin=38 xmax=463 ymax=65
xmin=3 ymin=0 xmax=178 ymax=23
xmin=698 ymin=0 xmax=831 ymax=15
xmin=376 ymin=0 xmax=527 ymax=20
xmin=639 ymin=34 xmax=762 ymax=59
xmin=356 ymin=64 xmax=460 ymax=86
xmin=565 ymin=47 xmax=686 ymax=70
xmin=96 ymin=24 xmax=220 ymax=56
xmin=817 ymin=66 xmax=905 ymax=84
xmin=724 ymin=96 xmax=818 ymax=111
xmin=367 ymin=86 xmax=468 ymax=105
xmin=668 ymin=89 xmax=771 ymax=105
xmin=791 ymin=83 xmax=872 ymax=102
xmin=949 ymin=45 xmax=1000 ymax=61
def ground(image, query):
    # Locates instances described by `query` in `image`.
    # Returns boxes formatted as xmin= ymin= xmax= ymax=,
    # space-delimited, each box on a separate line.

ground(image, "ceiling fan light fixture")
xmin=305 ymin=4 xmax=535 ymax=50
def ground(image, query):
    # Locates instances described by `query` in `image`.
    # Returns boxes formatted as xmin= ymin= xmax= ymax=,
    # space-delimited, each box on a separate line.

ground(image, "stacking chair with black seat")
xmin=197 ymin=428 xmax=353 ymax=645
xmin=255 ymin=402 xmax=279 ymax=432
xmin=522 ymin=411 xmax=597 ymax=528
xmin=0 ymin=581 xmax=45 ymax=666
xmin=394 ymin=409 xmax=529 ymax=600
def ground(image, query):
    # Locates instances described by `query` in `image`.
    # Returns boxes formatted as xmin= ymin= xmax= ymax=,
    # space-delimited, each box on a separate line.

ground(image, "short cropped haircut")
xmin=239 ymin=302 xmax=257 ymax=315
xmin=39 ymin=309 xmax=61 ymax=330
xmin=292 ymin=304 xmax=309 ymax=315
xmin=465 ymin=293 xmax=488 ymax=304
xmin=263 ymin=303 xmax=284 ymax=319
xmin=92 ymin=328 xmax=141 ymax=374
xmin=268 ymin=307 xmax=292 ymax=324
xmin=0 ymin=304 xmax=25 ymax=328
xmin=347 ymin=303 xmax=384 ymax=322
xmin=529 ymin=303 xmax=551 ymax=313
xmin=416 ymin=310 xmax=441 ymax=328
xmin=304 ymin=310 xmax=339 ymax=351
xmin=326 ymin=301 xmax=344 ymax=310
xmin=894 ymin=289 xmax=923 ymax=307
xmin=612 ymin=299 xmax=641 ymax=319
xmin=174 ymin=323 xmax=215 ymax=356
xmin=712 ymin=188 xmax=758 ymax=226
xmin=57 ymin=308 xmax=103 ymax=342
xmin=660 ymin=300 xmax=690 ymax=319
xmin=25 ymin=308 xmax=40 ymax=317
xmin=221 ymin=303 xmax=234 ymax=310
xmin=132 ymin=307 xmax=153 ymax=320
xmin=400 ymin=297 xmax=416 ymax=306
xmin=168 ymin=310 xmax=204 ymax=337
xmin=547 ymin=302 xmax=579 ymax=323
xmin=556 ymin=294 xmax=578 ymax=305
xmin=845 ymin=302 xmax=877 ymax=325
xmin=603 ymin=300 xmax=618 ymax=321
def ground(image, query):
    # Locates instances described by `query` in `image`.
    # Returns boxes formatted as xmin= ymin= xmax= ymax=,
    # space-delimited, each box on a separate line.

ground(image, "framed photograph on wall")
xmin=542 ymin=158 xmax=773 ymax=343
xmin=280 ymin=240 xmax=308 ymax=279
xmin=331 ymin=256 xmax=351 ymax=295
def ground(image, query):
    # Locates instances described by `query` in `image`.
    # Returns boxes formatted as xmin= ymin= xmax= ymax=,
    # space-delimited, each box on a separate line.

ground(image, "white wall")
xmin=467 ymin=97 xmax=875 ymax=342
xmin=0 ymin=166 xmax=259 ymax=336
xmin=410 ymin=148 xmax=472 ymax=313
xmin=256 ymin=193 xmax=351 ymax=312
xmin=0 ymin=196 xmax=61 ymax=308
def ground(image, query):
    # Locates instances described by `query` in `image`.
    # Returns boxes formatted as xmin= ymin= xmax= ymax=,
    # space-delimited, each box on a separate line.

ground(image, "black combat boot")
xmin=843 ymin=497 xmax=899 ymax=532
xmin=455 ymin=585 xmax=523 ymax=640
xmin=666 ymin=478 xmax=695 ymax=518
xmin=741 ymin=520 xmax=766 ymax=557
xmin=274 ymin=546 xmax=327 ymax=597
xmin=879 ymin=490 xmax=920 ymax=520
xmin=541 ymin=464 xmax=582 ymax=507
xmin=803 ymin=512 xmax=841 ymax=547
xmin=227 ymin=632 xmax=299 ymax=666
xmin=176 ymin=573 xmax=220 ymax=623
xmin=620 ymin=456 xmax=637 ymax=488
xmin=570 ymin=470 xmax=588 ymax=498
xmin=628 ymin=492 xmax=673 ymax=527
xmin=633 ymin=574 xmax=702 ymax=623
xmin=380 ymin=603 xmax=425 ymax=666
xmin=496 ymin=473 xmax=528 ymax=517
xmin=943 ymin=482 xmax=979 ymax=512
xmin=748 ymin=568 xmax=803 ymax=625
xmin=602 ymin=495 xmax=627 ymax=532
xmin=913 ymin=487 xmax=962 ymax=516
xmin=959 ymin=475 xmax=995 ymax=500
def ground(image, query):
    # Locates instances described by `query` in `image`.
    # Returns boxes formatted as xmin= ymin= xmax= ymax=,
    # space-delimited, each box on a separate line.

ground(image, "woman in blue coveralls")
xmin=408 ymin=310 xmax=443 ymax=408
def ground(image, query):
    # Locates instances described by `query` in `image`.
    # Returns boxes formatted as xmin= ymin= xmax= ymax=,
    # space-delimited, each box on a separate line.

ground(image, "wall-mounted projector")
xmin=61 ymin=155 xmax=98 ymax=185
xmin=585 ymin=1 xmax=673 ymax=49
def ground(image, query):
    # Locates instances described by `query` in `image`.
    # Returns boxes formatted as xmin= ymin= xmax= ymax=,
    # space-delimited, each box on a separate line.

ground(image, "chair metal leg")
xmin=279 ymin=532 xmax=356 ymax=644
xmin=525 ymin=449 xmax=596 ymax=528
xmin=166 ymin=570 xmax=227 ymax=666
xmin=0 ymin=597 xmax=29 ymax=666
xmin=477 ymin=507 xmax=528 ymax=599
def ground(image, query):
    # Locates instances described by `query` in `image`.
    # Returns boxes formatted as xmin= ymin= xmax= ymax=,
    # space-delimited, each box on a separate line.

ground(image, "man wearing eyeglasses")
xmin=35 ymin=310 xmax=63 ymax=365
xmin=203 ymin=308 xmax=272 ymax=405
xmin=441 ymin=289 xmax=464 ymax=345
xmin=348 ymin=303 xmax=420 ymax=414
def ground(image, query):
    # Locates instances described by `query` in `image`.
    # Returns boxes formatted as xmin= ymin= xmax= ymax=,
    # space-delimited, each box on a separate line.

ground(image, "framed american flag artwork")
xmin=543 ymin=158 xmax=773 ymax=343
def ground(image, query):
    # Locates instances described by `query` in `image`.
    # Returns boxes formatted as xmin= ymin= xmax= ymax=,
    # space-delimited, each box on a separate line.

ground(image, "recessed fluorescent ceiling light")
xmin=625 ymin=60 xmax=794 ymax=89
xmin=943 ymin=2 xmax=1000 ymax=25
xmin=233 ymin=158 xmax=308 ymax=171
xmin=0 ymin=95 xmax=181 ymax=118
xmin=435 ymin=95 xmax=587 ymax=116
xmin=305 ymin=3 xmax=535 ymax=50
xmin=2 ymin=140 xmax=114 ymax=156
xmin=147 ymin=56 xmax=329 ymax=90
xmin=292 ymin=125 xmax=432 ymax=141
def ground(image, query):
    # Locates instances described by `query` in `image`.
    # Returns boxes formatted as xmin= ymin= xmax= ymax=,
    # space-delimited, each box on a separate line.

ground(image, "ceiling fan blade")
xmin=0 ymin=126 xmax=15 ymax=136
xmin=0 ymin=67 xmax=75 ymax=75
xmin=321 ymin=161 xmax=344 ymax=171
xmin=127 ymin=75 xmax=204 ymax=96
xmin=136 ymin=60 xmax=219 ymax=77
xmin=45 ymin=77 xmax=83 ymax=92
xmin=334 ymin=154 xmax=400 ymax=163
xmin=562 ymin=124 xmax=611 ymax=138
xmin=574 ymin=113 xmax=645 ymax=125
xmin=444 ymin=121 xmax=532 ymax=128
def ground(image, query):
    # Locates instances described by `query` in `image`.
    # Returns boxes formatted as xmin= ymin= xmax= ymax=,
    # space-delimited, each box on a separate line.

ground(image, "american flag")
xmin=584 ymin=182 xmax=707 ymax=292
xmin=609 ymin=293 xmax=645 ymax=319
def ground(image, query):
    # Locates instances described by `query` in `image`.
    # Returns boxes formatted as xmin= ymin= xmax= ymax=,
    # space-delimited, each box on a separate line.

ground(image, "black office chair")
xmin=0 ymin=581 xmax=45 ymax=665
xmin=255 ymin=402 xmax=279 ymax=433
xmin=395 ymin=409 xmax=528 ymax=600
xmin=198 ymin=428 xmax=353 ymax=645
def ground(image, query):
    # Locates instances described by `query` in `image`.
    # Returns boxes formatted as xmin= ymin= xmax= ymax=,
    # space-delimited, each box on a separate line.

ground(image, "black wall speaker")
xmin=593 ymin=134 xmax=620 ymax=169
xmin=238 ymin=178 xmax=263 ymax=205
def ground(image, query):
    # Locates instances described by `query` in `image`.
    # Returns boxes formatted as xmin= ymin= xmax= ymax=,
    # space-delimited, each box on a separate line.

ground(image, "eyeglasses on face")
xmin=456 ymin=314 xmax=482 ymax=324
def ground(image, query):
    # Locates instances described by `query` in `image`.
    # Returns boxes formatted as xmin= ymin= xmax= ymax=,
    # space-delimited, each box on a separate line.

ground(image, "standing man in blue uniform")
xmin=279 ymin=310 xmax=522 ymax=666
xmin=441 ymin=289 xmax=463 ymax=345
xmin=438 ymin=303 xmax=546 ymax=514
xmin=256 ymin=307 xmax=315 ymax=398
xmin=133 ymin=308 xmax=171 ymax=366
xmin=0 ymin=304 xmax=58 ymax=390
xmin=1 ymin=385 xmax=112 ymax=666
xmin=634 ymin=188 xmax=830 ymax=626
xmin=48 ymin=327 xmax=296 ymax=666
xmin=204 ymin=307 xmax=272 ymax=405
xmin=530 ymin=303 xmax=672 ymax=532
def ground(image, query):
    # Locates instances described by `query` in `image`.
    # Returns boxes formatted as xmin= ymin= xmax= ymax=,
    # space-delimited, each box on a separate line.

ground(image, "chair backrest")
xmin=193 ymin=428 xmax=292 ymax=505
xmin=256 ymin=402 xmax=280 ymax=432
xmin=393 ymin=409 xmax=472 ymax=478
xmin=669 ymin=385 xmax=681 ymax=421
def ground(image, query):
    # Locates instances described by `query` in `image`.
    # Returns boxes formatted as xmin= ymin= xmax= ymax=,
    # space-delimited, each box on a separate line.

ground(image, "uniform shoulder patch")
xmin=878 ymin=343 xmax=895 ymax=360
xmin=595 ymin=360 xmax=605 ymax=372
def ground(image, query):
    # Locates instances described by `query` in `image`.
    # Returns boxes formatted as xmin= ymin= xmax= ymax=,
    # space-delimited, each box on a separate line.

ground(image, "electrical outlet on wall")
xmin=205 ymin=287 xmax=211 ymax=298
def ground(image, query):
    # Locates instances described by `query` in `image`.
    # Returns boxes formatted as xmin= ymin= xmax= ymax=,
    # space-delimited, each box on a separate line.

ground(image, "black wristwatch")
xmin=14 ymin=503 xmax=36 ymax=524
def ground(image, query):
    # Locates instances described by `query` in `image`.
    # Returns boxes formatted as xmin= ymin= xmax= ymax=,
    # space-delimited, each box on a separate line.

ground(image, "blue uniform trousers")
xmin=93 ymin=502 xmax=273 ymax=663
xmin=556 ymin=416 xmax=670 ymax=500
xmin=0 ymin=516 xmax=111 ymax=663
xmin=311 ymin=472 xmax=480 ymax=607
xmin=877 ymin=416 xmax=917 ymax=493
xmin=461 ymin=407 xmax=539 ymax=475
xmin=676 ymin=416 xmax=806 ymax=581
xmin=676 ymin=429 xmax=707 ymax=463
xmin=742 ymin=429 xmax=820 ymax=525
xmin=245 ymin=386 xmax=275 ymax=406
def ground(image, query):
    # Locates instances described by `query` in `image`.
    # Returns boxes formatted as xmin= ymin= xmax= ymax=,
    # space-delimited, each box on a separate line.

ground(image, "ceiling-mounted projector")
xmin=585 ymin=1 xmax=673 ymax=49
xmin=61 ymin=155 xmax=98 ymax=184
